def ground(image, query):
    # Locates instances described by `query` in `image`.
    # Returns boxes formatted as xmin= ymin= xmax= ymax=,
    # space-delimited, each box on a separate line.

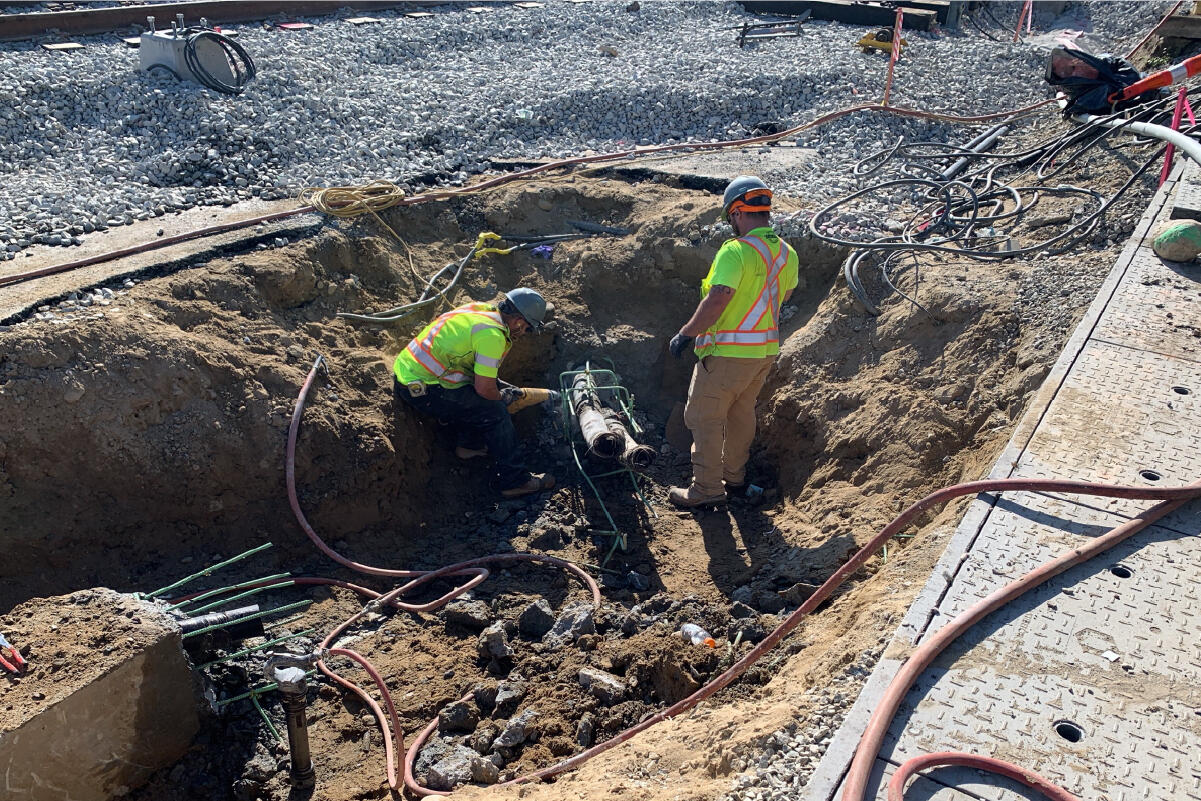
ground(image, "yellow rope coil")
xmin=298 ymin=180 xmax=407 ymax=218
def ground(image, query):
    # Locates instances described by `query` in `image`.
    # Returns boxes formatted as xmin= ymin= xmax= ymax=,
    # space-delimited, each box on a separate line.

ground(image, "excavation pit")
xmin=0 ymin=172 xmax=1148 ymax=801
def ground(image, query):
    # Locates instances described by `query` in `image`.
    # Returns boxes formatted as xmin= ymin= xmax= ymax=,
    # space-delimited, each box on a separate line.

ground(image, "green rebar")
xmin=215 ymin=669 xmax=317 ymax=707
xmin=145 ymin=542 xmax=275 ymax=599
xmin=169 ymin=573 xmax=293 ymax=611
xmin=182 ymin=600 xmax=312 ymax=639
xmin=263 ymin=613 xmax=311 ymax=633
xmin=184 ymin=581 xmax=296 ymax=616
xmin=251 ymin=692 xmax=284 ymax=744
xmin=198 ymin=628 xmax=317 ymax=669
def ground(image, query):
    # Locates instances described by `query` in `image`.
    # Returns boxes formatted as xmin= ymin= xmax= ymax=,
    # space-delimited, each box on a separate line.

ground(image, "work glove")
xmin=669 ymin=333 xmax=695 ymax=359
xmin=499 ymin=386 xmax=523 ymax=406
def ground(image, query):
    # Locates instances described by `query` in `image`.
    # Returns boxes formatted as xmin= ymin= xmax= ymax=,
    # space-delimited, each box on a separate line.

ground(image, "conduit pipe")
xmin=938 ymin=124 xmax=1010 ymax=182
xmin=607 ymin=415 xmax=657 ymax=470
xmin=1071 ymin=111 xmax=1201 ymax=164
xmin=569 ymin=372 xmax=623 ymax=459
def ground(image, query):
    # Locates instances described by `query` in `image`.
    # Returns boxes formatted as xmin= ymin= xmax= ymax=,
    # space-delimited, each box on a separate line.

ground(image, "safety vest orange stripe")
xmin=735 ymin=235 xmax=789 ymax=332
xmin=409 ymin=304 xmax=504 ymax=386
xmin=696 ymin=236 xmax=789 ymax=354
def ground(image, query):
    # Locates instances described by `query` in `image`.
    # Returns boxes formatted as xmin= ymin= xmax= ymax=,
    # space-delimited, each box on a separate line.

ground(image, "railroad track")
xmin=0 ymin=0 xmax=451 ymax=41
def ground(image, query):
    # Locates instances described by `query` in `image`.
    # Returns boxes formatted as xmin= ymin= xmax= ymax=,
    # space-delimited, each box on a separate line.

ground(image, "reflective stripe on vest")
xmin=407 ymin=303 xmax=504 ymax=386
xmin=695 ymin=235 xmax=789 ymax=351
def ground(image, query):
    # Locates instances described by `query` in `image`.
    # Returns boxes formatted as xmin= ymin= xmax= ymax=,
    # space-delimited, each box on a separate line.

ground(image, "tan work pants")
xmin=683 ymin=354 xmax=775 ymax=496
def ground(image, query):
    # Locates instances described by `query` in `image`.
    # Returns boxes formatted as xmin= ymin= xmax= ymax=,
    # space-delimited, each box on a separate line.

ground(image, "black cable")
xmin=964 ymin=12 xmax=1001 ymax=42
xmin=183 ymin=29 xmax=256 ymax=95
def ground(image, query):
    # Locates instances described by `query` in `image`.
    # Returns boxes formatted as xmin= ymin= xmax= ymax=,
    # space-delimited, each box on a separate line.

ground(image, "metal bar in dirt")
xmin=215 ymin=669 xmax=317 ymax=707
xmin=145 ymin=542 xmax=274 ymax=599
xmin=184 ymin=581 xmax=297 ymax=616
xmin=183 ymin=600 xmax=312 ymax=639
xmin=251 ymin=692 xmax=284 ymax=744
xmin=169 ymin=573 xmax=293 ymax=610
xmin=198 ymin=629 xmax=317 ymax=669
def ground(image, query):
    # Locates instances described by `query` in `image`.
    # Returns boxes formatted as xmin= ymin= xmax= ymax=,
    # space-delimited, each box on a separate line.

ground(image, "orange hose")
xmin=841 ymin=484 xmax=1200 ymax=801
xmin=888 ymin=752 xmax=1080 ymax=801
xmin=285 ymin=356 xmax=602 ymax=792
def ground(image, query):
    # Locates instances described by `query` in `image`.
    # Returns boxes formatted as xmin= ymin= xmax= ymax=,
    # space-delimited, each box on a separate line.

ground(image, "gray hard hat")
xmin=722 ymin=175 xmax=772 ymax=221
xmin=504 ymin=287 xmax=548 ymax=331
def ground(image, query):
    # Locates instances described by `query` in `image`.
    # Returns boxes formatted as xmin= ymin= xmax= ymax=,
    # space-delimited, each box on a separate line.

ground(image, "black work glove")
xmin=669 ymin=333 xmax=695 ymax=359
xmin=499 ymin=386 xmax=522 ymax=405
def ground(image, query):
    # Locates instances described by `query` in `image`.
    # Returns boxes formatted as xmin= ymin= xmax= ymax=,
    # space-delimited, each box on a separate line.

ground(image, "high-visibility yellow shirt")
xmin=393 ymin=302 xmax=511 ymax=389
xmin=695 ymin=227 xmax=799 ymax=359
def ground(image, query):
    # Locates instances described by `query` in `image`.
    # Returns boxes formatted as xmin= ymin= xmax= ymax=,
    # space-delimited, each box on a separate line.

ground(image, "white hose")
xmin=1072 ymin=111 xmax=1201 ymax=163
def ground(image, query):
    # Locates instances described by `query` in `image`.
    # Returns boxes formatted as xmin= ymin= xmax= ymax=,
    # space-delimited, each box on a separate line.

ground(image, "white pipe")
xmin=1071 ymin=112 xmax=1201 ymax=164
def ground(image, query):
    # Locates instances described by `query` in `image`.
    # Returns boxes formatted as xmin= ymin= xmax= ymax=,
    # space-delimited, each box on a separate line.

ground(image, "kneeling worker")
xmin=394 ymin=288 xmax=555 ymax=498
xmin=667 ymin=175 xmax=799 ymax=507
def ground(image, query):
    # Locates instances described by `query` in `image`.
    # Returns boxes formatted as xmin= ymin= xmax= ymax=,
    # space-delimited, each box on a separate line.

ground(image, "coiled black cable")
xmin=811 ymin=86 xmax=1197 ymax=315
xmin=183 ymin=29 xmax=256 ymax=95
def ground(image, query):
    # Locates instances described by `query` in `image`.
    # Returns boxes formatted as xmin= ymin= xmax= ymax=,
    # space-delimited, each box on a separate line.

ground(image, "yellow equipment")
xmin=506 ymin=387 xmax=559 ymax=414
xmin=858 ymin=27 xmax=907 ymax=55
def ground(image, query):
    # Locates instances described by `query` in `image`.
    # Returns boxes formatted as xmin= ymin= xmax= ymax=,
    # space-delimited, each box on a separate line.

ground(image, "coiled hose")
xmin=183 ymin=28 xmax=256 ymax=95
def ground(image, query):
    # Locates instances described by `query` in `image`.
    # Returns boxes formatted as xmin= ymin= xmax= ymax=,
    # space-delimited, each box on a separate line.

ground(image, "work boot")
xmin=501 ymin=473 xmax=556 ymax=498
xmin=668 ymin=485 xmax=727 ymax=508
xmin=455 ymin=445 xmax=489 ymax=460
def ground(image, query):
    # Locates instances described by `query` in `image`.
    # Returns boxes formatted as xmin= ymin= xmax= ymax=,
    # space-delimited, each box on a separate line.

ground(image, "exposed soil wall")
xmin=0 ymin=168 xmax=1144 ymax=801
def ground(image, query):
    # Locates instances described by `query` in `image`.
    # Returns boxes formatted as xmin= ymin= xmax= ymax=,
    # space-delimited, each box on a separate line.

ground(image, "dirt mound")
xmin=0 ymin=168 xmax=1139 ymax=801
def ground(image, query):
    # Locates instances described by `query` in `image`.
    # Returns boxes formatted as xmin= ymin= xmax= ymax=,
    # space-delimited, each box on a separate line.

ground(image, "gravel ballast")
xmin=0 ymin=0 xmax=1172 ymax=259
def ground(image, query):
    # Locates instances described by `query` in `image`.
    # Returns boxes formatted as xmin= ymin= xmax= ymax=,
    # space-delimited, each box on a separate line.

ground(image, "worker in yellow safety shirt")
xmin=394 ymin=288 xmax=555 ymax=499
xmin=667 ymin=176 xmax=799 ymax=508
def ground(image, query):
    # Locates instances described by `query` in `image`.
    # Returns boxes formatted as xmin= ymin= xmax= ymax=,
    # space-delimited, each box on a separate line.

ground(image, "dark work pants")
xmin=394 ymin=379 xmax=530 ymax=490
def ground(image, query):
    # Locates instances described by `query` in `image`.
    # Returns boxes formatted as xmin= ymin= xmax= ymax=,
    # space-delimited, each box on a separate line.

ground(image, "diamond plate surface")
xmin=1170 ymin=159 xmax=1201 ymax=221
xmin=881 ymin=509 xmax=1201 ymax=801
xmin=1091 ymin=250 xmax=1201 ymax=362
xmin=802 ymin=159 xmax=1201 ymax=801
xmin=1011 ymin=339 xmax=1201 ymax=528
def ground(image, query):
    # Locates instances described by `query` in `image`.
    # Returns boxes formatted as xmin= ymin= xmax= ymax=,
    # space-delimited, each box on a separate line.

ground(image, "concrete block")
xmin=0 ymin=588 xmax=200 ymax=800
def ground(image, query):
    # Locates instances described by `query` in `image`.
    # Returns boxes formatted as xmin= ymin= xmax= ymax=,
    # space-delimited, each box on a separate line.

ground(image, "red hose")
xmin=287 ymin=353 xmax=1201 ymax=794
xmin=326 ymin=646 xmax=407 ymax=792
xmin=285 ymin=356 xmax=602 ymax=791
xmin=383 ymin=477 xmax=1201 ymax=794
xmin=404 ymin=691 xmax=474 ymax=796
xmin=888 ymin=752 xmax=1080 ymax=801
xmin=842 ymin=485 xmax=1199 ymax=801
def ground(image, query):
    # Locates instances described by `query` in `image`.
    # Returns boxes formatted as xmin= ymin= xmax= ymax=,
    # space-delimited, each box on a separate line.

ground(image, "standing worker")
xmin=394 ymin=288 xmax=556 ymax=498
xmin=667 ymin=176 xmax=799 ymax=508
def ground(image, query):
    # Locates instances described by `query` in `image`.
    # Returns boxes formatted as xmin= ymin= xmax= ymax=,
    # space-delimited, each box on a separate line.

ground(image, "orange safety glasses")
xmin=724 ymin=187 xmax=773 ymax=219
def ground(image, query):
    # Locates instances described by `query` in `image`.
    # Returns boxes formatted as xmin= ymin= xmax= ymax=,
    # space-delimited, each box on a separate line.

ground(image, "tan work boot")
xmin=668 ymin=485 xmax=727 ymax=508
xmin=455 ymin=445 xmax=489 ymax=460
xmin=501 ymin=473 xmax=556 ymax=498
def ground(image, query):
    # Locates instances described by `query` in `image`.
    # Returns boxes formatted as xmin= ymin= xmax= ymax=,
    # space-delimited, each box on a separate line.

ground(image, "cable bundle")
xmin=183 ymin=29 xmax=256 ymax=95
xmin=809 ymin=89 xmax=1200 ymax=315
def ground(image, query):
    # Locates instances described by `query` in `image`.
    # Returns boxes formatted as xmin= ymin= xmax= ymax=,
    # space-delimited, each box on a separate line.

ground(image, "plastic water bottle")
xmin=680 ymin=623 xmax=717 ymax=648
